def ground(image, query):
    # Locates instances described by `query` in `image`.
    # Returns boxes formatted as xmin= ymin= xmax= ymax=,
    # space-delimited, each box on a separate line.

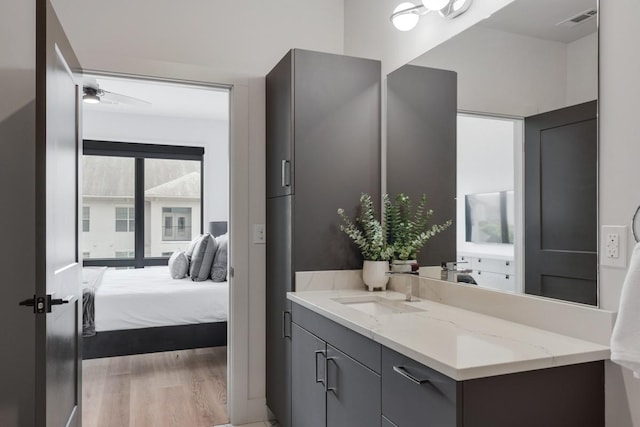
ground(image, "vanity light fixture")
xmin=391 ymin=0 xmax=473 ymax=31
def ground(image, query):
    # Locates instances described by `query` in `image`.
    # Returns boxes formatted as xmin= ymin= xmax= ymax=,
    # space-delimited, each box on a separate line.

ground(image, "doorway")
xmin=79 ymin=74 xmax=231 ymax=427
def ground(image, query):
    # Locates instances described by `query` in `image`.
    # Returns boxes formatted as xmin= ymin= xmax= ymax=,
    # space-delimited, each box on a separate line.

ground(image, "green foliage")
xmin=337 ymin=194 xmax=393 ymax=261
xmin=384 ymin=193 xmax=452 ymax=260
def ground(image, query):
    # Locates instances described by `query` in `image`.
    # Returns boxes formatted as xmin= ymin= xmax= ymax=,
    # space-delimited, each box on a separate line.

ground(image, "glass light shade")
xmin=392 ymin=3 xmax=420 ymax=32
xmin=83 ymin=94 xmax=100 ymax=104
xmin=422 ymin=0 xmax=450 ymax=10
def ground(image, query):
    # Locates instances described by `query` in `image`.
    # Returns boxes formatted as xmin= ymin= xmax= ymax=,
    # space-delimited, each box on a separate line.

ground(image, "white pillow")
xmin=211 ymin=233 xmax=228 ymax=282
xmin=189 ymin=234 xmax=219 ymax=282
xmin=168 ymin=251 xmax=189 ymax=279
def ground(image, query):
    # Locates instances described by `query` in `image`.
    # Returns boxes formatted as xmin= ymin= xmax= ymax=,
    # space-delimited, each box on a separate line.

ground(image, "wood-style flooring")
xmin=82 ymin=347 xmax=228 ymax=427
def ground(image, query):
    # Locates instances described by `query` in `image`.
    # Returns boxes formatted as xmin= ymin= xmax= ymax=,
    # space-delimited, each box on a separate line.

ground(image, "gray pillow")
xmin=211 ymin=233 xmax=228 ymax=282
xmin=168 ymin=251 xmax=189 ymax=279
xmin=185 ymin=234 xmax=202 ymax=260
xmin=189 ymin=234 xmax=218 ymax=282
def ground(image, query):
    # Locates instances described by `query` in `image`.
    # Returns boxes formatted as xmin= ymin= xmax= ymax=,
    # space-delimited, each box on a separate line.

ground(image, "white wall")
xmin=0 ymin=1 xmax=36 ymax=425
xmin=411 ymin=26 xmax=597 ymax=117
xmin=456 ymin=114 xmax=516 ymax=259
xmin=600 ymin=0 xmax=640 ymax=425
xmin=83 ymin=111 xmax=229 ymax=223
xmin=566 ymin=32 xmax=598 ymax=106
xmin=412 ymin=26 xmax=567 ymax=116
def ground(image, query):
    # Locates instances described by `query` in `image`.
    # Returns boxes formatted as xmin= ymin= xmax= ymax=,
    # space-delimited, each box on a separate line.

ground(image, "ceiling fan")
xmin=82 ymin=81 xmax=151 ymax=107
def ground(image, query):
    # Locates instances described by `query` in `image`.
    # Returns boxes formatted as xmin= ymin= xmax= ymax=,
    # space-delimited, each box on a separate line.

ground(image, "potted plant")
xmin=384 ymin=193 xmax=452 ymax=272
xmin=338 ymin=193 xmax=393 ymax=291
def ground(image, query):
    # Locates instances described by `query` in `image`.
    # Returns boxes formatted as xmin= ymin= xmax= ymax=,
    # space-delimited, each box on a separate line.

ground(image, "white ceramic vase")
xmin=362 ymin=260 xmax=390 ymax=291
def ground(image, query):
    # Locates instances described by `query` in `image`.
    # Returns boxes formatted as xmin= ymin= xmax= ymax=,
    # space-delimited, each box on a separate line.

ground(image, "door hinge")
xmin=19 ymin=294 xmax=72 ymax=314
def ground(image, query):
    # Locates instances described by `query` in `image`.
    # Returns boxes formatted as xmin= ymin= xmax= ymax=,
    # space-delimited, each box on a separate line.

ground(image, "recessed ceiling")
xmin=83 ymin=74 xmax=229 ymax=121
xmin=481 ymin=0 xmax=597 ymax=43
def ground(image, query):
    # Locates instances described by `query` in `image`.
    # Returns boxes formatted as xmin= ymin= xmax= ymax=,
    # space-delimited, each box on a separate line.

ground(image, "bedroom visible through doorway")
xmin=80 ymin=74 xmax=230 ymax=427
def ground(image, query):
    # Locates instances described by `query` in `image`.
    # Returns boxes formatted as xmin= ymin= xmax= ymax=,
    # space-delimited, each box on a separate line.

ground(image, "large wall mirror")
xmin=387 ymin=0 xmax=599 ymax=305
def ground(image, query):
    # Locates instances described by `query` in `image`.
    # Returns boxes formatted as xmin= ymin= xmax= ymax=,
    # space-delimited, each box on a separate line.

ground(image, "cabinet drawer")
xmin=292 ymin=303 xmax=381 ymax=373
xmin=381 ymin=347 xmax=460 ymax=427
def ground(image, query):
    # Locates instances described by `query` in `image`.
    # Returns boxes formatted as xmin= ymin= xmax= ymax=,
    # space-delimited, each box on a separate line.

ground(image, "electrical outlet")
xmin=606 ymin=233 xmax=619 ymax=258
xmin=601 ymin=225 xmax=627 ymax=268
xmin=253 ymin=224 xmax=266 ymax=244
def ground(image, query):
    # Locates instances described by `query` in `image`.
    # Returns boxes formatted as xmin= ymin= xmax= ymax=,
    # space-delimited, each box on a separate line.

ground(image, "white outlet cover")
xmin=601 ymin=225 xmax=628 ymax=268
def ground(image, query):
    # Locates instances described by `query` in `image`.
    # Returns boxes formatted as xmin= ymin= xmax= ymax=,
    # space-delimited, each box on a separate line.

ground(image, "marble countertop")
xmin=287 ymin=289 xmax=610 ymax=381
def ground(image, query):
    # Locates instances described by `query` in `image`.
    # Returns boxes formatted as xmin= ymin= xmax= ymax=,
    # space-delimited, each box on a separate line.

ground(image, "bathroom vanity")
xmin=287 ymin=289 xmax=609 ymax=427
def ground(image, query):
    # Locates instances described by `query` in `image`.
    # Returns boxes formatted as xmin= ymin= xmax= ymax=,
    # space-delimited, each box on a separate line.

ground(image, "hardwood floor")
xmin=83 ymin=347 xmax=228 ymax=427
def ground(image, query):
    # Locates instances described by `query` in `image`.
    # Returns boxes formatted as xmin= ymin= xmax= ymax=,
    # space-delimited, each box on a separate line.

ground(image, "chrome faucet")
xmin=441 ymin=261 xmax=470 ymax=282
xmin=386 ymin=271 xmax=420 ymax=301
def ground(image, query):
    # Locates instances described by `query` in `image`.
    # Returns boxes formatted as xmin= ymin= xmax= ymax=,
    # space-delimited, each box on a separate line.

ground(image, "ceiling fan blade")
xmin=83 ymin=77 xmax=99 ymax=90
xmin=101 ymin=90 xmax=152 ymax=108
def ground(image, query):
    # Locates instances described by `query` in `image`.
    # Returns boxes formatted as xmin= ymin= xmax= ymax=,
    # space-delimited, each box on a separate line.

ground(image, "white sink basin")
xmin=332 ymin=295 xmax=425 ymax=316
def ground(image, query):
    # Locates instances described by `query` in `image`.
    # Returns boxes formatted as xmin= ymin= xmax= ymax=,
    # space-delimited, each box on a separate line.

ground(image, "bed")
xmin=82 ymin=266 xmax=228 ymax=359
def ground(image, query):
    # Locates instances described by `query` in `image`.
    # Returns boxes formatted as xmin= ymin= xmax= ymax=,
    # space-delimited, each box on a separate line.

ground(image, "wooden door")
xmin=35 ymin=2 xmax=82 ymax=426
xmin=524 ymin=101 xmax=597 ymax=305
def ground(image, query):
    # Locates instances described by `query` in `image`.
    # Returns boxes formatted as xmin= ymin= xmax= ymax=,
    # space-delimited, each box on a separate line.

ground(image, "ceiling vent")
xmin=557 ymin=8 xmax=597 ymax=27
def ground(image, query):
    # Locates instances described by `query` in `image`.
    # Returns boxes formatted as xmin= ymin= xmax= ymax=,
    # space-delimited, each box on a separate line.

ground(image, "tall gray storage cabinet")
xmin=265 ymin=49 xmax=381 ymax=427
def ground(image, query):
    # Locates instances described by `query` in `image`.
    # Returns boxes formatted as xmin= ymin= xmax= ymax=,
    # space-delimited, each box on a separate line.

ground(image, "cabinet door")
xmin=326 ymin=345 xmax=381 ymax=427
xmin=266 ymin=196 xmax=293 ymax=427
xmin=292 ymin=323 xmax=327 ymax=427
xmin=293 ymin=49 xmax=381 ymax=271
xmin=381 ymin=347 xmax=459 ymax=427
xmin=266 ymin=50 xmax=294 ymax=197
xmin=387 ymin=65 xmax=457 ymax=267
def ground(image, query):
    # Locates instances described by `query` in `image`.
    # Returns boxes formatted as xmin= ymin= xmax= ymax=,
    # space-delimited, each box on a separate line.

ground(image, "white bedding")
xmin=94 ymin=266 xmax=228 ymax=332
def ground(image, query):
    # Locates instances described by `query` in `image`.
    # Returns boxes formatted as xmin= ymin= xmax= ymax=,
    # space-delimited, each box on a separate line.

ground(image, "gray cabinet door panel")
xmin=266 ymin=196 xmax=293 ymax=427
xmin=292 ymin=323 xmax=327 ymax=427
xmin=266 ymin=51 xmax=294 ymax=198
xmin=326 ymin=345 xmax=381 ymax=427
xmin=381 ymin=347 xmax=459 ymax=427
xmin=293 ymin=49 xmax=381 ymax=271
xmin=387 ymin=65 xmax=457 ymax=267
xmin=292 ymin=302 xmax=381 ymax=373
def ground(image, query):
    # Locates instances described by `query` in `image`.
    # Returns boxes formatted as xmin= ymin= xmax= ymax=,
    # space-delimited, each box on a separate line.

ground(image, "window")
xmin=82 ymin=206 xmax=90 ymax=232
xmin=162 ymin=208 xmax=192 ymax=241
xmin=82 ymin=141 xmax=204 ymax=268
xmin=115 ymin=207 xmax=135 ymax=232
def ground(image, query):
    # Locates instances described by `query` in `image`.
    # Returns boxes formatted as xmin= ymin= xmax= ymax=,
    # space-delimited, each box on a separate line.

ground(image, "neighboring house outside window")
xmin=114 ymin=251 xmax=135 ymax=259
xmin=82 ymin=206 xmax=90 ymax=232
xmin=115 ymin=207 xmax=135 ymax=232
xmin=162 ymin=207 xmax=192 ymax=241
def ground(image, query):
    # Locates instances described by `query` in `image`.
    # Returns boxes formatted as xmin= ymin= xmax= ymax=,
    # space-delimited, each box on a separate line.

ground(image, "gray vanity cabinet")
xmin=292 ymin=303 xmax=382 ymax=427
